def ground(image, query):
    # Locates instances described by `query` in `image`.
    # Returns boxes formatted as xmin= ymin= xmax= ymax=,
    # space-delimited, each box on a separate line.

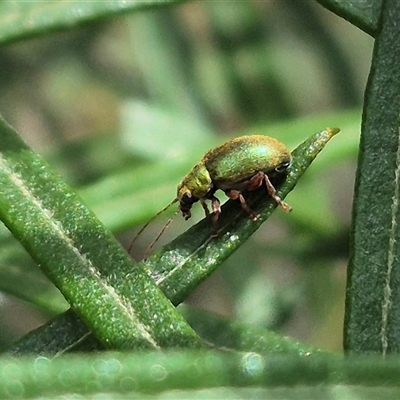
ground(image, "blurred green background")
xmin=0 ymin=1 xmax=372 ymax=352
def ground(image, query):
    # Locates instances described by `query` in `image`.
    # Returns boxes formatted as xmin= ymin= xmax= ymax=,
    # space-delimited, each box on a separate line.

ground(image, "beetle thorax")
xmin=177 ymin=162 xmax=213 ymax=201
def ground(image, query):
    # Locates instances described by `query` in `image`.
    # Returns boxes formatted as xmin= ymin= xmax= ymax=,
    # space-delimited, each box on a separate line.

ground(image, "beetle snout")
xmin=179 ymin=193 xmax=198 ymax=220
xmin=179 ymin=202 xmax=192 ymax=220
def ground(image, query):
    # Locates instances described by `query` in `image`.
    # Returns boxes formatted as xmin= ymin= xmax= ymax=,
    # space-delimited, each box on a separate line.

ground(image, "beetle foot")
xmin=251 ymin=213 xmax=260 ymax=221
xmin=279 ymin=200 xmax=292 ymax=212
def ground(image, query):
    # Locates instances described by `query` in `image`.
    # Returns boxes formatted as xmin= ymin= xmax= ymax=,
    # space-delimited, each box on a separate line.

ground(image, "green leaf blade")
xmin=0 ymin=0 xmax=188 ymax=46
xmin=0 ymin=116 xmax=201 ymax=350
xmin=344 ymin=0 xmax=400 ymax=355
xmin=3 ymin=351 xmax=400 ymax=398
xmin=149 ymin=127 xmax=341 ymax=305
xmin=316 ymin=0 xmax=381 ymax=37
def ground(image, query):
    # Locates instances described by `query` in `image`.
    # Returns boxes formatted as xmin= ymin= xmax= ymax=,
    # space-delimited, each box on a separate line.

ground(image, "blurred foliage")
xmin=0 ymin=0 xmax=371 ymax=361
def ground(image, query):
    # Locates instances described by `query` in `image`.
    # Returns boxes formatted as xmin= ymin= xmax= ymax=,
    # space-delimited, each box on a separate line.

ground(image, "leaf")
xmin=149 ymin=128 xmax=341 ymax=304
xmin=344 ymin=0 xmax=400 ymax=355
xmin=0 ymin=0 xmax=187 ymax=46
xmin=3 ymin=350 xmax=400 ymax=398
xmin=316 ymin=0 xmax=381 ymax=37
xmin=0 ymin=115 xmax=201 ymax=350
xmin=180 ymin=305 xmax=328 ymax=356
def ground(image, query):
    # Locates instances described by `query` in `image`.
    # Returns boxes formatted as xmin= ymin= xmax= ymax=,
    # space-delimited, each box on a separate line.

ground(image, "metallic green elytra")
xmin=177 ymin=135 xmax=292 ymax=236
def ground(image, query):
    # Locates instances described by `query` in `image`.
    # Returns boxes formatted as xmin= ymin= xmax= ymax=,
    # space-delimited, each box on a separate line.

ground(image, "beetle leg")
xmin=226 ymin=189 xmax=259 ymax=221
xmin=246 ymin=171 xmax=264 ymax=191
xmin=210 ymin=196 xmax=221 ymax=237
xmin=200 ymin=199 xmax=210 ymax=217
xmin=200 ymin=197 xmax=221 ymax=236
xmin=262 ymin=173 xmax=292 ymax=212
xmin=181 ymin=209 xmax=191 ymax=220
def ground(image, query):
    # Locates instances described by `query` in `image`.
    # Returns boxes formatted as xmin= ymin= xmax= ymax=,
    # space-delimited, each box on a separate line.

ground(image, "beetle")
xmin=177 ymin=135 xmax=292 ymax=235
xmin=129 ymin=134 xmax=292 ymax=257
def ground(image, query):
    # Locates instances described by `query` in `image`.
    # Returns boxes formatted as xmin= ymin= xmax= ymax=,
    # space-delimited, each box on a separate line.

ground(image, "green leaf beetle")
xmin=130 ymin=135 xmax=292 ymax=257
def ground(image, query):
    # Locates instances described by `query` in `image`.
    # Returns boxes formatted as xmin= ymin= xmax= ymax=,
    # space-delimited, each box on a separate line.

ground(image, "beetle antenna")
xmin=128 ymin=198 xmax=178 ymax=255
xmin=143 ymin=210 xmax=179 ymax=260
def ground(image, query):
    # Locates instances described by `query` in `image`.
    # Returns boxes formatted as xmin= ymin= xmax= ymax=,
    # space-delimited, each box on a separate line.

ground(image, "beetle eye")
xmin=275 ymin=161 xmax=291 ymax=173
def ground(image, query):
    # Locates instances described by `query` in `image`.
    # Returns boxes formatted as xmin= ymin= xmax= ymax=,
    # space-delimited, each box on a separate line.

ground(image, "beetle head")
xmin=177 ymin=188 xmax=198 ymax=220
xmin=176 ymin=162 xmax=213 ymax=220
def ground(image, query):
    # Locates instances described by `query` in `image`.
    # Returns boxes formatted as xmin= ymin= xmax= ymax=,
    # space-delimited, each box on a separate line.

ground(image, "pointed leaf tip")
xmin=326 ymin=127 xmax=341 ymax=137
